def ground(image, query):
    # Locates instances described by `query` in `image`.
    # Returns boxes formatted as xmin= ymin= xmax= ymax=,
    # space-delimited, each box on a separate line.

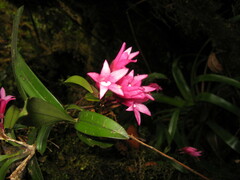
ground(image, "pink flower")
xmin=179 ymin=147 xmax=202 ymax=157
xmin=126 ymin=102 xmax=151 ymax=125
xmin=148 ymin=83 xmax=162 ymax=92
xmin=0 ymin=87 xmax=15 ymax=129
xmin=87 ymin=60 xmax=128 ymax=99
xmin=87 ymin=42 xmax=162 ymax=125
xmin=110 ymin=42 xmax=139 ymax=71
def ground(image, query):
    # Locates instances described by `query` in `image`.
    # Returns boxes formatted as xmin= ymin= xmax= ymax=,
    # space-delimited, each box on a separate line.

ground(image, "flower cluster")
xmin=0 ymin=87 xmax=15 ymax=129
xmin=179 ymin=146 xmax=202 ymax=157
xmin=87 ymin=42 xmax=161 ymax=125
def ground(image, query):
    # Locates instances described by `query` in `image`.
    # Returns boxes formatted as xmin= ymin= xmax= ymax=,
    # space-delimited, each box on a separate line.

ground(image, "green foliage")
xmin=75 ymin=111 xmax=129 ymax=139
xmin=4 ymin=105 xmax=20 ymax=129
xmin=207 ymin=121 xmax=240 ymax=153
xmin=27 ymin=156 xmax=44 ymax=180
xmin=153 ymin=58 xmax=240 ymax=155
xmin=0 ymin=151 xmax=26 ymax=180
xmin=64 ymin=75 xmax=93 ymax=93
xmin=172 ymin=60 xmax=193 ymax=103
xmin=36 ymin=126 xmax=52 ymax=155
xmin=2 ymin=6 xmax=131 ymax=179
xmin=77 ymin=132 xmax=113 ymax=148
xmin=22 ymin=98 xmax=74 ymax=127
xmin=11 ymin=6 xmax=63 ymax=110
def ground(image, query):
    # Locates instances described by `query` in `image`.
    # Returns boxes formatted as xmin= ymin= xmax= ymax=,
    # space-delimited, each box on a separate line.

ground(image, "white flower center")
xmin=100 ymin=81 xmax=111 ymax=86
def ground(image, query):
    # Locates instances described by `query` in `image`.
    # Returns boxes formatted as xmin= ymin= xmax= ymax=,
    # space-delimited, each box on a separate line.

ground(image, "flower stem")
xmin=129 ymin=134 xmax=211 ymax=180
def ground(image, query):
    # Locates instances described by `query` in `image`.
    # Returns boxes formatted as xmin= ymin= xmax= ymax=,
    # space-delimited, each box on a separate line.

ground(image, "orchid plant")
xmin=0 ymin=6 xmax=211 ymax=180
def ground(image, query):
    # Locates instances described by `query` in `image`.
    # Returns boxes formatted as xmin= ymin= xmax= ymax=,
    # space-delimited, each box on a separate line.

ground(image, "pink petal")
xmin=179 ymin=146 xmax=202 ymax=157
xmin=128 ymin=70 xmax=134 ymax=77
xmin=114 ymin=42 xmax=126 ymax=62
xmin=99 ymin=85 xmax=109 ymax=99
xmin=0 ymin=88 xmax=6 ymax=98
xmin=136 ymin=103 xmax=151 ymax=116
xmin=129 ymin=51 xmax=139 ymax=59
xmin=109 ymin=84 xmax=124 ymax=96
xmin=133 ymin=109 xmax=141 ymax=125
xmin=87 ymin=72 xmax=100 ymax=82
xmin=126 ymin=105 xmax=134 ymax=111
xmin=134 ymin=74 xmax=148 ymax=82
xmin=145 ymin=94 xmax=155 ymax=101
xmin=4 ymin=95 xmax=16 ymax=102
xmin=143 ymin=86 xmax=156 ymax=92
xmin=100 ymin=60 xmax=111 ymax=75
xmin=124 ymin=47 xmax=132 ymax=54
xmin=110 ymin=68 xmax=129 ymax=82
xmin=149 ymin=83 xmax=162 ymax=91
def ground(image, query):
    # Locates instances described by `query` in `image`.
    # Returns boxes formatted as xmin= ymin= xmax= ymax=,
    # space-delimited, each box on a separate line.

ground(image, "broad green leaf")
xmin=196 ymin=92 xmax=240 ymax=117
xmin=194 ymin=74 xmax=240 ymax=89
xmin=77 ymin=132 xmax=113 ymax=148
xmin=0 ymin=152 xmax=26 ymax=180
xmin=22 ymin=98 xmax=74 ymax=127
xmin=13 ymin=53 xmax=63 ymax=110
xmin=11 ymin=6 xmax=63 ymax=110
xmin=4 ymin=105 xmax=20 ymax=129
xmin=172 ymin=60 xmax=193 ymax=103
xmin=168 ymin=109 xmax=180 ymax=143
xmin=75 ymin=111 xmax=129 ymax=139
xmin=27 ymin=156 xmax=44 ymax=180
xmin=36 ymin=126 xmax=52 ymax=154
xmin=152 ymin=93 xmax=186 ymax=107
xmin=207 ymin=121 xmax=240 ymax=153
xmin=65 ymin=75 xmax=93 ymax=93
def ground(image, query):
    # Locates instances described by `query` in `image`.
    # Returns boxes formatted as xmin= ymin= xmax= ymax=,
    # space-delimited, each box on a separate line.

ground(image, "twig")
xmin=129 ymin=134 xmax=211 ymax=180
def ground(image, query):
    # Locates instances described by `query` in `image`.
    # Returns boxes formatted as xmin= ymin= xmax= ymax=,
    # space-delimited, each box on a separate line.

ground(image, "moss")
xmin=37 ymin=124 xmax=178 ymax=180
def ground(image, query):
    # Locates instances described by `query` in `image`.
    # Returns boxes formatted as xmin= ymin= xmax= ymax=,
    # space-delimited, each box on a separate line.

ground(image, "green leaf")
xmin=23 ymin=98 xmax=74 ymax=127
xmin=194 ymin=74 xmax=240 ymax=89
xmin=11 ymin=6 xmax=63 ymax=110
xmin=75 ymin=111 xmax=129 ymax=139
xmin=0 ymin=152 xmax=26 ymax=180
xmin=65 ymin=104 xmax=84 ymax=111
xmin=4 ymin=105 xmax=20 ymax=129
xmin=36 ymin=126 xmax=52 ymax=154
xmin=144 ymin=72 xmax=167 ymax=82
xmin=168 ymin=109 xmax=180 ymax=143
xmin=207 ymin=121 xmax=240 ymax=153
xmin=27 ymin=156 xmax=44 ymax=180
xmin=152 ymin=93 xmax=186 ymax=107
xmin=11 ymin=6 xmax=26 ymax=100
xmin=77 ymin=132 xmax=113 ymax=148
xmin=168 ymin=160 xmax=188 ymax=173
xmin=0 ymin=152 xmax=20 ymax=162
xmin=195 ymin=92 xmax=240 ymax=117
xmin=84 ymin=93 xmax=100 ymax=102
xmin=27 ymin=127 xmax=38 ymax=145
xmin=153 ymin=123 xmax=168 ymax=148
xmin=172 ymin=60 xmax=193 ymax=102
xmin=65 ymin=75 xmax=93 ymax=93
